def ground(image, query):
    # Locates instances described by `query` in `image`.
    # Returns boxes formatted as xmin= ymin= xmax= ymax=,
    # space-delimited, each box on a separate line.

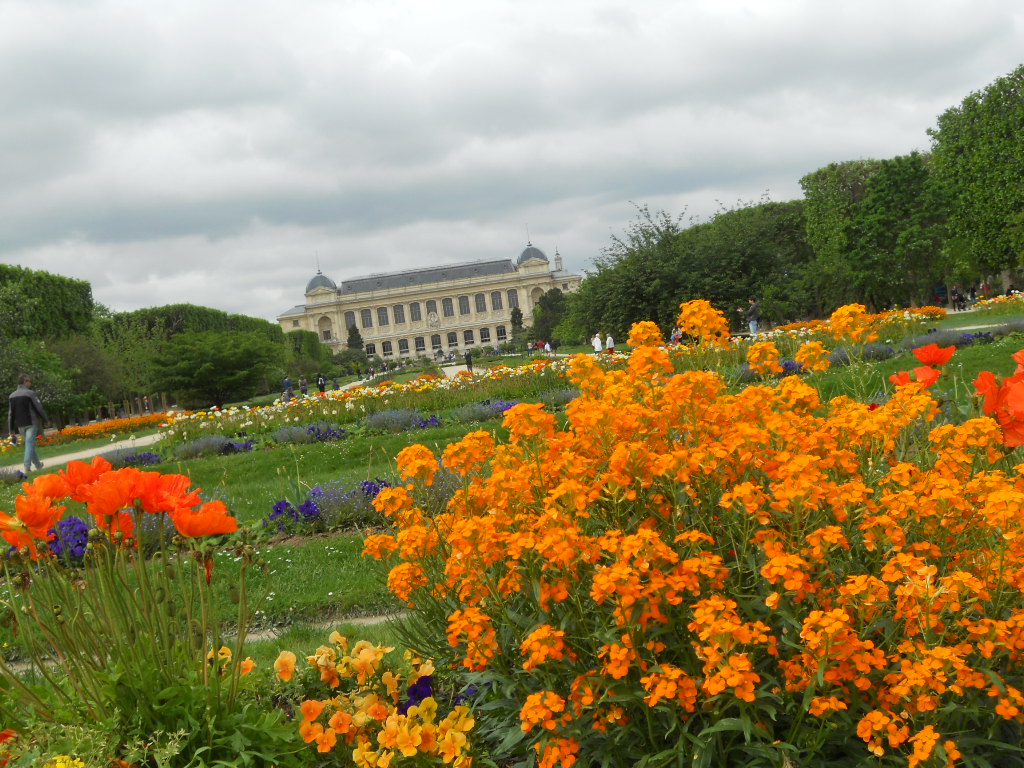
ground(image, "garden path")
xmin=2 ymin=431 xmax=165 ymax=472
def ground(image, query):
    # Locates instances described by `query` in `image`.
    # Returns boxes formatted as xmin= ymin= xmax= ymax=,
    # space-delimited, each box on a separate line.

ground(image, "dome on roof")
xmin=305 ymin=271 xmax=337 ymax=293
xmin=517 ymin=243 xmax=549 ymax=266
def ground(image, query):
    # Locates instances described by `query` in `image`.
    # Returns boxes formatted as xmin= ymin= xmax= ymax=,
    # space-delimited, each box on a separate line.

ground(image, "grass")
xmin=934 ymin=308 xmax=1024 ymax=330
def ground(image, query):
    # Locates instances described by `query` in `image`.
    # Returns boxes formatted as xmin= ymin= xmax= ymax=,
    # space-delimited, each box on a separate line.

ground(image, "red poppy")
xmin=913 ymin=343 xmax=955 ymax=367
xmin=973 ymin=370 xmax=1024 ymax=447
xmin=889 ymin=366 xmax=939 ymax=388
xmin=169 ymin=500 xmax=238 ymax=538
xmin=1013 ymin=349 xmax=1024 ymax=376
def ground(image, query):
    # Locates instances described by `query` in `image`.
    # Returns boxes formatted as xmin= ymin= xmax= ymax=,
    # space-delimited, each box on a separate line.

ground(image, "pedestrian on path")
xmin=464 ymin=350 xmax=473 ymax=373
xmin=8 ymin=373 xmax=47 ymax=474
xmin=591 ymin=333 xmax=603 ymax=354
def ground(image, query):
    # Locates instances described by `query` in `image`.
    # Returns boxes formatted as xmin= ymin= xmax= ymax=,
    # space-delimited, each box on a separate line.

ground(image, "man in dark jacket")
xmin=8 ymin=374 xmax=47 ymax=474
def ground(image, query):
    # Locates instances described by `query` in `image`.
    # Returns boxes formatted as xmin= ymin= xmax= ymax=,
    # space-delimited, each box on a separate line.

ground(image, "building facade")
xmin=277 ymin=244 xmax=582 ymax=358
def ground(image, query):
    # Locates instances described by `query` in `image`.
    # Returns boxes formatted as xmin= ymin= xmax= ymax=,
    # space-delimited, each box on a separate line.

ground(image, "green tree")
xmin=929 ymin=63 xmax=1024 ymax=274
xmin=150 ymin=330 xmax=286 ymax=408
xmin=846 ymin=152 xmax=949 ymax=308
xmin=799 ymin=159 xmax=884 ymax=308
xmin=530 ymin=288 xmax=567 ymax=343
xmin=346 ymin=324 xmax=365 ymax=350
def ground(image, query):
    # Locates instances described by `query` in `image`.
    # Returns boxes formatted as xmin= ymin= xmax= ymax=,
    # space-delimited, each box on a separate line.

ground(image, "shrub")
xmin=364 ymin=333 xmax=1024 ymax=767
xmin=262 ymin=478 xmax=392 ymax=535
xmin=365 ymin=409 xmax=441 ymax=433
xmin=99 ymin=448 xmax=164 ymax=468
xmin=0 ymin=467 xmax=26 ymax=485
xmin=537 ymin=388 xmax=578 ymax=409
xmin=271 ymin=421 xmax=347 ymax=445
xmin=172 ymin=435 xmax=253 ymax=460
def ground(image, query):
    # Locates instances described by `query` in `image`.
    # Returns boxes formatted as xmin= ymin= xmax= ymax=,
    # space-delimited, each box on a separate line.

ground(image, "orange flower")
xmin=913 ymin=343 xmax=955 ymax=367
xmin=274 ymin=650 xmax=297 ymax=682
xmin=890 ymin=366 xmax=940 ymax=388
xmin=169 ymin=500 xmax=238 ymax=537
xmin=301 ymin=699 xmax=326 ymax=722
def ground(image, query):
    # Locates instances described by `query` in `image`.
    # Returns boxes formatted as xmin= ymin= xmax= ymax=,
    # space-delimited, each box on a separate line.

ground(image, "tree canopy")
xmin=929 ymin=63 xmax=1024 ymax=274
xmin=149 ymin=330 xmax=286 ymax=407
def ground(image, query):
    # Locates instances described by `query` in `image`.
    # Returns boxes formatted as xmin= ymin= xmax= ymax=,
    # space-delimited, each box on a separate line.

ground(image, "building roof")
xmin=517 ymin=243 xmax=549 ymax=266
xmin=279 ymin=304 xmax=307 ymax=318
xmin=305 ymin=271 xmax=337 ymax=293
xmin=338 ymin=259 xmax=517 ymax=295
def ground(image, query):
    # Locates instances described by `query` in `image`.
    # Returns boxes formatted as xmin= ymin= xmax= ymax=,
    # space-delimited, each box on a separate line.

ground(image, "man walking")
xmin=8 ymin=374 xmax=47 ymax=475
xmin=743 ymin=298 xmax=760 ymax=335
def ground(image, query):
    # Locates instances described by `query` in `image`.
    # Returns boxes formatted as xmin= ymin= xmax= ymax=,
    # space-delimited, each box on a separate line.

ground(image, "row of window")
xmin=365 ymin=326 xmax=508 ymax=357
xmin=348 ymin=289 xmax=520 ymax=330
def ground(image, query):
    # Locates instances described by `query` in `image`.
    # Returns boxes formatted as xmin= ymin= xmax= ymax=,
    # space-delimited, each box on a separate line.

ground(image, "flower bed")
xmin=364 ymin=303 xmax=1024 ymax=767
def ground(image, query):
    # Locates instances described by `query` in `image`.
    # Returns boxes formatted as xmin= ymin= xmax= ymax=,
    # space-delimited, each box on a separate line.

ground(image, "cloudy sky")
xmin=2 ymin=0 xmax=1022 ymax=322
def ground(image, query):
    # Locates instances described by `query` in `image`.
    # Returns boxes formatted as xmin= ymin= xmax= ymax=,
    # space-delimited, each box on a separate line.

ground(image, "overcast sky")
xmin=1 ymin=0 xmax=1022 ymax=322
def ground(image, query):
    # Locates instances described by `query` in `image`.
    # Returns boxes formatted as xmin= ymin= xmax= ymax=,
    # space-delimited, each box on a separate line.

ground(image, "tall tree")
xmin=799 ymin=159 xmax=884 ymax=309
xmin=846 ymin=152 xmax=949 ymax=308
xmin=529 ymin=288 xmax=567 ymax=342
xmin=346 ymin=324 xmax=364 ymax=350
xmin=929 ymin=63 xmax=1024 ymax=274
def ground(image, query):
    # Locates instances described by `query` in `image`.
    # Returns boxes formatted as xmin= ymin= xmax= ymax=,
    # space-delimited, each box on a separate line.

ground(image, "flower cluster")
xmin=364 ymin=326 xmax=1024 ymax=765
xmin=0 ymin=457 xmax=237 ymax=558
xmin=38 ymin=413 xmax=168 ymax=446
xmin=274 ymin=633 xmax=475 ymax=765
xmin=675 ymin=300 xmax=731 ymax=346
xmin=745 ymin=341 xmax=783 ymax=376
xmin=794 ymin=340 xmax=831 ymax=373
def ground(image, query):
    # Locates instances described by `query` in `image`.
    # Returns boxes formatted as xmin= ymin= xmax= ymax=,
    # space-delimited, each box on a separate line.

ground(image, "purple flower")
xmin=48 ymin=515 xmax=90 ymax=560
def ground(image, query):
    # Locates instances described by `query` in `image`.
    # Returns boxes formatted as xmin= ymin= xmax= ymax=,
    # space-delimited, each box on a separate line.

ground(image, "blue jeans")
xmin=18 ymin=424 xmax=42 ymax=472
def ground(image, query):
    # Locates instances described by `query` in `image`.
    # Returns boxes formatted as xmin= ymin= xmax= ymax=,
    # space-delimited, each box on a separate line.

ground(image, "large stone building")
xmin=277 ymin=244 xmax=582 ymax=358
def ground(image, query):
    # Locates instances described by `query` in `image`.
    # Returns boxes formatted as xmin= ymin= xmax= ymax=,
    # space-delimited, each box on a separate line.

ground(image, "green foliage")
xmin=799 ymin=159 xmax=884 ymax=308
xmin=0 ymin=265 xmax=93 ymax=341
xmin=930 ymin=63 xmax=1024 ymax=274
xmin=150 ymin=330 xmax=286 ymax=407
xmin=0 ymin=337 xmax=76 ymax=418
xmin=568 ymin=200 xmax=816 ymax=335
xmin=346 ymin=323 xmax=365 ymax=350
xmin=846 ymin=152 xmax=950 ymax=308
xmin=529 ymin=288 xmax=568 ymax=342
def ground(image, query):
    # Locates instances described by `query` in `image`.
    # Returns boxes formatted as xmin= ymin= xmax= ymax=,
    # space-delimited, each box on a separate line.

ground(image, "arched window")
xmin=360 ymin=309 xmax=373 ymax=328
xmin=475 ymin=293 xmax=487 ymax=312
xmin=365 ymin=343 xmax=376 ymax=355
xmin=398 ymin=339 xmax=410 ymax=354
xmin=480 ymin=327 xmax=491 ymax=343
xmin=458 ymin=296 xmax=470 ymax=315
xmin=447 ymin=332 xmax=458 ymax=348
xmin=463 ymin=330 xmax=474 ymax=345
xmin=442 ymin=298 xmax=454 ymax=317
xmin=506 ymin=289 xmax=519 ymax=309
xmin=426 ymin=300 xmax=438 ymax=315
xmin=496 ymin=325 xmax=507 ymax=341
xmin=430 ymin=334 xmax=442 ymax=350
xmin=377 ymin=307 xmax=389 ymax=326
xmin=382 ymin=341 xmax=393 ymax=356
xmin=393 ymin=305 xmax=406 ymax=324
xmin=410 ymin=302 xmax=422 ymax=321
xmin=490 ymin=291 xmax=503 ymax=310
xmin=344 ymin=311 xmax=356 ymax=328
xmin=415 ymin=337 xmax=426 ymax=352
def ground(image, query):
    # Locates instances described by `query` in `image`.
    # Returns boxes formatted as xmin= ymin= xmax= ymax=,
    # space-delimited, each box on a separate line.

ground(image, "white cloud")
xmin=1 ymin=0 xmax=1023 ymax=320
